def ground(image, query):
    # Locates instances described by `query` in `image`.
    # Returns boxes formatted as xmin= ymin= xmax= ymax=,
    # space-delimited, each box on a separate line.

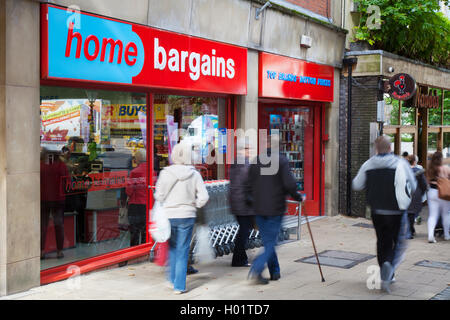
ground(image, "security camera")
xmin=388 ymin=67 xmax=395 ymax=73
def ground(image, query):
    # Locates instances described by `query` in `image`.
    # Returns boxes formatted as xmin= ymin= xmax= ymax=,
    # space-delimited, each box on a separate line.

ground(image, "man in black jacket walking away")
xmin=229 ymin=138 xmax=255 ymax=267
xmin=353 ymin=136 xmax=416 ymax=293
xmin=248 ymin=135 xmax=304 ymax=284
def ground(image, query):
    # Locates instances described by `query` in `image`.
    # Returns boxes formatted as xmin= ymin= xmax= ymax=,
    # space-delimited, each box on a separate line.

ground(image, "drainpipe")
xmin=343 ymin=57 xmax=358 ymax=216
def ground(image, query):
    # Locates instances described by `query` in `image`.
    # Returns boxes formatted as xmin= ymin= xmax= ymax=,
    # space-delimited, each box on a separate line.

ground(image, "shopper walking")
xmin=154 ymin=141 xmax=209 ymax=294
xmin=126 ymin=148 xmax=148 ymax=246
xmin=229 ymin=138 xmax=255 ymax=267
xmin=248 ymin=135 xmax=304 ymax=284
xmin=406 ymin=155 xmax=428 ymax=239
xmin=426 ymin=151 xmax=450 ymax=243
xmin=353 ymin=136 xmax=416 ymax=293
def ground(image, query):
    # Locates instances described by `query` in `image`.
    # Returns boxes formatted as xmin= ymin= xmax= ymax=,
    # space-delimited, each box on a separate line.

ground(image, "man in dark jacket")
xmin=229 ymin=139 xmax=255 ymax=267
xmin=353 ymin=136 xmax=416 ymax=293
xmin=248 ymin=135 xmax=304 ymax=284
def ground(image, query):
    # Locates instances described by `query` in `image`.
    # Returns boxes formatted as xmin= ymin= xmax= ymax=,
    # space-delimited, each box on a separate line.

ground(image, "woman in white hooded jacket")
xmin=154 ymin=141 xmax=209 ymax=294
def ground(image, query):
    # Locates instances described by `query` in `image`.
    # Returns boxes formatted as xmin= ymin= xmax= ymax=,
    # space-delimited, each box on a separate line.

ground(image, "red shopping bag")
xmin=154 ymin=241 xmax=169 ymax=266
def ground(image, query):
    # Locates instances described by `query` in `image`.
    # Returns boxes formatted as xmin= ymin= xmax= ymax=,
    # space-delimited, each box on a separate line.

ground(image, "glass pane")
xmin=384 ymin=95 xmax=399 ymax=125
xmin=259 ymin=105 xmax=314 ymax=195
xmin=401 ymin=107 xmax=415 ymax=125
xmin=429 ymin=89 xmax=442 ymax=126
xmin=400 ymin=133 xmax=414 ymax=156
xmin=153 ymin=95 xmax=226 ymax=183
xmin=40 ymin=86 xmax=147 ymax=270
xmin=444 ymin=90 xmax=450 ymax=126
xmin=428 ymin=132 xmax=438 ymax=155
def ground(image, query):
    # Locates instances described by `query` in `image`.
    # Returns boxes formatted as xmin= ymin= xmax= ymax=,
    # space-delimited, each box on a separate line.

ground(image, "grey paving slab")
xmin=415 ymin=260 xmax=450 ymax=271
xmin=296 ymin=256 xmax=356 ymax=268
xmin=430 ymin=286 xmax=450 ymax=300
xmin=352 ymin=223 xmax=374 ymax=229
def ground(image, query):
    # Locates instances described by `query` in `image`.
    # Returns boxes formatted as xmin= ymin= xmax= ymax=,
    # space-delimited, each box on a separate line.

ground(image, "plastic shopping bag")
xmin=149 ymin=201 xmax=171 ymax=243
xmin=194 ymin=225 xmax=215 ymax=265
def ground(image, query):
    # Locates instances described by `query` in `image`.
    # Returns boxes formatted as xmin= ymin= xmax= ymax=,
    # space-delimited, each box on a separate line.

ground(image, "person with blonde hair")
xmin=426 ymin=151 xmax=450 ymax=243
xmin=154 ymin=141 xmax=209 ymax=294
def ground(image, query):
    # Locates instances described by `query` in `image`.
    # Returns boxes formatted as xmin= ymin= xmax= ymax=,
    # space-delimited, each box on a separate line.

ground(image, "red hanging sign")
xmin=259 ymin=52 xmax=334 ymax=102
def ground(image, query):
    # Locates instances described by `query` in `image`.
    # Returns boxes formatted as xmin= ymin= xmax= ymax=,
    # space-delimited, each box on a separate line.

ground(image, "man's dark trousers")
xmin=232 ymin=215 xmax=255 ymax=266
xmin=250 ymin=215 xmax=283 ymax=277
xmin=371 ymin=213 xmax=403 ymax=267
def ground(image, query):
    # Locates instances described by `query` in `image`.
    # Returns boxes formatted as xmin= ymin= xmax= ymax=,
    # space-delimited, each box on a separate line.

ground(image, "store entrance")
xmin=258 ymin=102 xmax=323 ymax=216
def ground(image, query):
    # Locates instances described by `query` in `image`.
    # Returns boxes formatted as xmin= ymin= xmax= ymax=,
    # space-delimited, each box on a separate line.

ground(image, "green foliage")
xmin=353 ymin=0 xmax=450 ymax=68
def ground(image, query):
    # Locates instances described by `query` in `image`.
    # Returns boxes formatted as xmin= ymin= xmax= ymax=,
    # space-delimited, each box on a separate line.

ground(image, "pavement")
xmin=2 ymin=211 xmax=449 ymax=300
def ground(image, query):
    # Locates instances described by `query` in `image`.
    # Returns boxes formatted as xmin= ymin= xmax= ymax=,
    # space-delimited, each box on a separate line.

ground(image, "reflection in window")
xmin=40 ymin=86 xmax=147 ymax=270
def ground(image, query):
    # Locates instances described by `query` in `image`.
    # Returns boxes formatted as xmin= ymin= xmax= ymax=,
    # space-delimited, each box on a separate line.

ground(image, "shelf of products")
xmin=269 ymin=115 xmax=305 ymax=190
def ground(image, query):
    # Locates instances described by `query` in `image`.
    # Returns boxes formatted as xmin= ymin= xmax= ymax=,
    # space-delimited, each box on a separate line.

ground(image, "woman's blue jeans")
xmin=167 ymin=218 xmax=195 ymax=291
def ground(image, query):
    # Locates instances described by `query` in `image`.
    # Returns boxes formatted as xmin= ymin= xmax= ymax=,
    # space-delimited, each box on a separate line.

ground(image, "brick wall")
xmin=285 ymin=0 xmax=331 ymax=18
xmin=339 ymin=75 xmax=381 ymax=217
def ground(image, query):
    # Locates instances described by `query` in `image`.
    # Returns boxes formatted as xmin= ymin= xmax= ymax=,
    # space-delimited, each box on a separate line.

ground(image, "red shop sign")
xmin=41 ymin=4 xmax=247 ymax=95
xmin=259 ymin=52 xmax=334 ymax=102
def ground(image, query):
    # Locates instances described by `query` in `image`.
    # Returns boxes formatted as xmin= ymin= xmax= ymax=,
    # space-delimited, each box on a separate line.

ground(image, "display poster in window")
xmin=40 ymin=99 xmax=101 ymax=151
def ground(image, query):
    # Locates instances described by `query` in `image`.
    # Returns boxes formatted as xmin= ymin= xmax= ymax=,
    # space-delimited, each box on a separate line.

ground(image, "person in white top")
xmin=426 ymin=151 xmax=450 ymax=243
xmin=154 ymin=141 xmax=209 ymax=294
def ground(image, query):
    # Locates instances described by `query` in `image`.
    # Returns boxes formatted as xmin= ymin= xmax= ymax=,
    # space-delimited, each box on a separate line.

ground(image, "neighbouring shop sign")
xmin=259 ymin=52 xmax=334 ymax=102
xmin=410 ymin=86 xmax=441 ymax=109
xmin=388 ymin=73 xmax=416 ymax=101
xmin=41 ymin=4 xmax=247 ymax=95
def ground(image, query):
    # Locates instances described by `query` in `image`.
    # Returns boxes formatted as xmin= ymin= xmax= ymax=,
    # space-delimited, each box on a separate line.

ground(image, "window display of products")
xmin=153 ymin=95 xmax=227 ymax=182
xmin=268 ymin=110 xmax=308 ymax=191
xmin=261 ymin=105 xmax=314 ymax=195
xmin=40 ymin=86 xmax=148 ymax=271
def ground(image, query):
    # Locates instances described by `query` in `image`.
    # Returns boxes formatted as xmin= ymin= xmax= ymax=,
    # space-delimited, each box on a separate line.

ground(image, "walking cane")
xmin=302 ymin=201 xmax=325 ymax=282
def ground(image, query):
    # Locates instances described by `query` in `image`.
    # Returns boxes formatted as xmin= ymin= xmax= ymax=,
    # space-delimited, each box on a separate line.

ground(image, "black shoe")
xmin=270 ymin=273 xmax=281 ymax=281
xmin=187 ymin=266 xmax=198 ymax=275
xmin=231 ymin=262 xmax=251 ymax=267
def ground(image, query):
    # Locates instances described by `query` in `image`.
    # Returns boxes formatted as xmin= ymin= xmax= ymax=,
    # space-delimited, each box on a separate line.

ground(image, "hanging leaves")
xmin=352 ymin=0 xmax=450 ymax=69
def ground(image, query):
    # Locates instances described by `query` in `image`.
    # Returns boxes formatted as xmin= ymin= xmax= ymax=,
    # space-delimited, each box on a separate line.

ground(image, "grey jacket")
xmin=353 ymin=153 xmax=417 ymax=213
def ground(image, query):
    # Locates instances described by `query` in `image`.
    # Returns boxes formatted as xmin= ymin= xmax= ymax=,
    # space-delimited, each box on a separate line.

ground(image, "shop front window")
xmin=153 ymin=95 xmax=227 ymax=183
xmin=40 ymin=86 xmax=147 ymax=270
